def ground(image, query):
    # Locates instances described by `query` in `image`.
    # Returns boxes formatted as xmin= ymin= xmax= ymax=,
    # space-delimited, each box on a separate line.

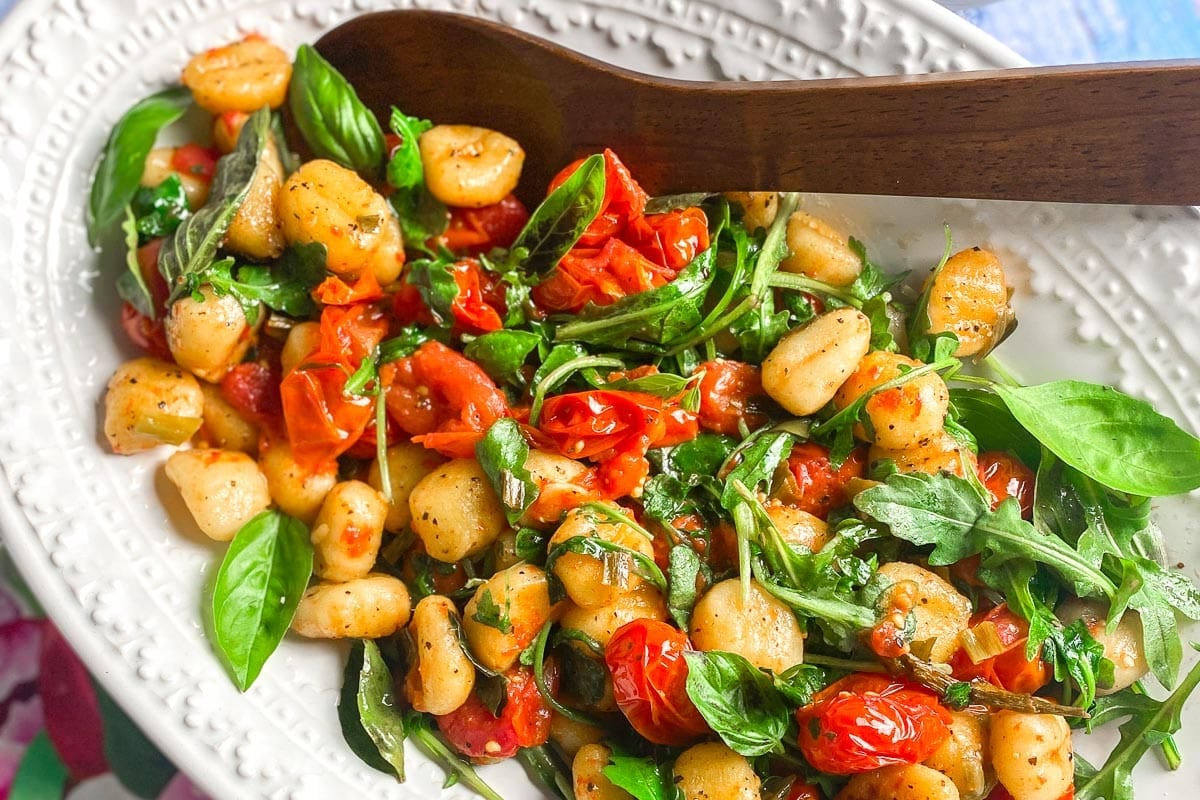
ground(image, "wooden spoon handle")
xmin=317 ymin=11 xmax=1200 ymax=205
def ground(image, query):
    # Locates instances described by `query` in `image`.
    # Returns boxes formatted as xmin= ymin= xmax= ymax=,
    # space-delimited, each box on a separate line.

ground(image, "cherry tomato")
xmin=605 ymin=619 xmax=709 ymax=746
xmin=436 ymin=665 xmax=556 ymax=763
xmin=549 ymin=148 xmax=647 ymax=245
xmin=949 ymin=604 xmax=1049 ymax=694
xmin=795 ymin=673 xmax=952 ymax=775
xmin=695 ymin=359 xmax=771 ymax=435
xmin=279 ymin=304 xmax=389 ymax=468
xmin=312 ymin=271 xmax=384 ymax=306
xmin=170 ymin=143 xmax=220 ymax=182
xmin=784 ymin=442 xmax=868 ymax=519
xmin=221 ymin=361 xmax=282 ymax=420
xmin=382 ymin=341 xmax=510 ymax=458
xmin=782 ymin=780 xmax=822 ymax=800
xmin=120 ymin=302 xmax=172 ymax=360
xmin=439 ymin=194 xmax=529 ymax=254
xmin=625 ymin=207 xmax=710 ymax=270
xmin=976 ymin=451 xmax=1035 ymax=518
xmin=532 ymin=238 xmax=676 ymax=313
xmin=449 ymin=259 xmax=505 ymax=333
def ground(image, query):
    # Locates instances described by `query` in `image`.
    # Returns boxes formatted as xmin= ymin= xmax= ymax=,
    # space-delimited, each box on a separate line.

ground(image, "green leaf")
xmin=8 ymin=731 xmax=68 ymax=800
xmin=96 ymin=684 xmax=175 ymax=798
xmin=210 ymin=510 xmax=313 ymax=690
xmin=602 ymin=750 xmax=681 ymax=800
xmin=508 ymin=153 xmax=606 ymax=275
xmin=992 ymin=380 xmax=1200 ymax=496
xmin=476 ymin=417 xmax=539 ymax=525
xmin=159 ymin=108 xmax=270 ymax=306
xmin=854 ymin=471 xmax=1116 ymax=599
xmin=390 ymin=187 xmax=449 ymax=255
xmin=546 ymin=533 xmax=669 ymax=597
xmin=684 ymin=650 xmax=790 ymax=756
xmin=720 ymin=430 xmax=795 ymax=512
xmin=202 ymin=245 xmax=327 ymax=324
xmin=118 ymin=205 xmax=155 ymax=317
xmin=338 ymin=641 xmax=393 ymax=774
xmin=772 ymin=663 xmax=829 ymax=707
xmin=949 ymin=387 xmax=1042 ymax=469
xmin=656 ymin=433 xmax=737 ymax=480
xmin=387 ymin=108 xmax=433 ymax=190
xmin=1075 ymin=646 xmax=1200 ymax=800
xmin=289 ymin=44 xmax=384 ymax=176
xmin=666 ymin=544 xmax=702 ymax=629
xmin=380 ymin=326 xmax=437 ymax=363
xmin=350 ymin=640 xmax=407 ymax=780
xmin=131 ymin=172 xmax=190 ymax=242
xmin=518 ymin=745 xmax=574 ymax=800
xmin=88 ymin=86 xmax=191 ymax=242
xmin=465 ymin=330 xmax=542 ymax=386
xmin=591 ymin=371 xmax=695 ymax=398
xmin=472 ymin=588 xmax=513 ymax=634
xmin=405 ymin=256 xmax=459 ymax=327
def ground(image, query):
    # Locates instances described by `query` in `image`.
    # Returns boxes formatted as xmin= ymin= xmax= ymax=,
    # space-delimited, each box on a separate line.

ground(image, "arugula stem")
xmin=529 ymin=356 xmax=625 ymax=424
xmin=768 ymin=272 xmax=861 ymax=308
xmin=801 ymin=654 xmax=888 ymax=673
xmin=982 ymin=354 xmax=1023 ymax=387
xmin=1133 ymin=680 xmax=1183 ymax=769
xmin=531 ymin=621 xmax=602 ymax=727
xmin=732 ymin=500 xmax=755 ymax=605
xmin=580 ymin=502 xmax=658 ymax=543
xmin=811 ymin=358 xmax=958 ymax=438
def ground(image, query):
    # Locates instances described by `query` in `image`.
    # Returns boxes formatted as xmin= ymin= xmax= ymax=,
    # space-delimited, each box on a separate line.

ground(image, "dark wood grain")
xmin=316 ymin=10 xmax=1200 ymax=205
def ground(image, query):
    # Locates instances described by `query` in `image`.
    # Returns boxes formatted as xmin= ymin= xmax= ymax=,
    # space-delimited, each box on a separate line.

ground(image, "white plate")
xmin=1 ymin=1 xmax=1198 ymax=798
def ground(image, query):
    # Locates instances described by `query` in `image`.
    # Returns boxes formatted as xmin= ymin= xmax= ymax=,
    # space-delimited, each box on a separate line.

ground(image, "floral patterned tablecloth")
xmin=3 ymin=0 xmax=1200 ymax=797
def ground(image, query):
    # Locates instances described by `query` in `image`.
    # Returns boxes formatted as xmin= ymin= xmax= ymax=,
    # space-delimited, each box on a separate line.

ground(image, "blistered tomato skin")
xmin=435 ymin=665 xmax=555 ymax=763
xmin=604 ymin=619 xmax=709 ymax=747
xmin=976 ymin=451 xmax=1035 ymax=518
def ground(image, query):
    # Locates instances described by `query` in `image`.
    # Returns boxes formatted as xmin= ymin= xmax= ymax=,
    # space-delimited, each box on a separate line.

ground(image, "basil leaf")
xmin=657 ymin=433 xmax=737 ymax=480
xmin=338 ymin=641 xmax=392 ymax=774
xmin=992 ymin=380 xmax=1200 ymax=496
xmin=476 ymin=417 xmax=539 ymax=525
xmin=405 ymin=256 xmax=458 ymax=327
xmin=602 ymin=750 xmax=681 ymax=800
xmin=950 ymin=387 xmax=1042 ymax=469
xmin=131 ymin=172 xmax=190 ymax=242
xmin=205 ymin=243 xmax=327 ymax=322
xmin=855 ymin=471 xmax=1116 ymax=599
xmin=347 ymin=639 xmax=407 ymax=780
xmin=271 ymin=111 xmax=300 ymax=176
xmin=118 ymin=206 xmax=155 ymax=317
xmin=592 ymin=371 xmax=693 ymax=398
xmin=465 ymin=330 xmax=542 ymax=386
xmin=684 ymin=650 xmax=790 ymax=756
xmin=159 ymin=108 xmax=269 ymax=305
xmin=390 ymin=187 xmax=449 ymax=255
xmin=772 ymin=662 xmax=829 ymax=707
xmin=210 ymin=510 xmax=313 ymax=691
xmin=289 ymin=44 xmax=384 ymax=177
xmin=666 ymin=544 xmax=702 ymax=629
xmin=88 ymin=86 xmax=191 ymax=242
xmin=387 ymin=108 xmax=432 ymax=190
xmin=509 ymin=153 xmax=606 ymax=275
xmin=533 ymin=343 xmax=589 ymax=387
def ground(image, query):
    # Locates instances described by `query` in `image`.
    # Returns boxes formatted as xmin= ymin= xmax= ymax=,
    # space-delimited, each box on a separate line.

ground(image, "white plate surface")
xmin=0 ymin=1 xmax=1197 ymax=798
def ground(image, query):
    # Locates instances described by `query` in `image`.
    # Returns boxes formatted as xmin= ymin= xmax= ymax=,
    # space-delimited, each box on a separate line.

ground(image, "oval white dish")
xmin=0 ymin=1 xmax=1197 ymax=798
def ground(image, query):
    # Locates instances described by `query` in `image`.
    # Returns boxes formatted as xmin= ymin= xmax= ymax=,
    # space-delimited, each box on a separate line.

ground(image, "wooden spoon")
xmin=315 ymin=10 xmax=1200 ymax=205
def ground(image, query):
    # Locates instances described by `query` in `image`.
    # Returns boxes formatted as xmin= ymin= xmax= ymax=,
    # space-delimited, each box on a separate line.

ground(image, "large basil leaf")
xmin=87 ymin=86 xmax=191 ymax=242
xmin=339 ymin=639 xmax=406 ymax=780
xmin=159 ymin=107 xmax=269 ymax=305
xmin=949 ymin=387 xmax=1041 ymax=469
xmin=684 ymin=650 xmax=790 ymax=757
xmin=993 ymin=380 xmax=1200 ymax=496
xmin=508 ymin=153 xmax=606 ymax=275
xmin=210 ymin=509 xmax=312 ymax=691
xmin=289 ymin=44 xmax=384 ymax=176
xmin=475 ymin=417 xmax=539 ymax=525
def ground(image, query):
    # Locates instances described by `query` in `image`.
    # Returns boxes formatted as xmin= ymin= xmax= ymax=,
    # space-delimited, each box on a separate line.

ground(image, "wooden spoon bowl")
xmin=315 ymin=10 xmax=1200 ymax=204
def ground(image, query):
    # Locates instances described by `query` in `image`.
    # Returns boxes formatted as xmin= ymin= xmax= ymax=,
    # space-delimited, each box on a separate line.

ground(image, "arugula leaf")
xmin=656 ymin=433 xmax=737 ymax=481
xmin=591 ymin=371 xmax=695 ymax=398
xmin=464 ymin=330 xmax=542 ymax=386
xmin=992 ymin=380 xmax=1200 ymax=496
xmin=387 ymin=108 xmax=432 ymax=190
xmin=118 ymin=206 xmax=155 ymax=317
xmin=202 ymin=245 xmax=326 ymax=323
xmin=339 ymin=640 xmax=407 ymax=780
xmin=88 ymin=86 xmax=191 ymax=242
xmin=719 ymin=430 xmax=795 ymax=512
xmin=472 ymin=588 xmax=513 ymax=634
xmin=210 ymin=510 xmax=312 ymax=691
xmin=846 ymin=237 xmax=904 ymax=303
xmin=533 ymin=343 xmax=589 ymax=387
xmin=666 ymin=544 xmax=702 ymax=629
xmin=405 ymin=256 xmax=458 ymax=327
xmin=476 ymin=418 xmax=539 ymax=525
xmin=854 ymin=471 xmax=1116 ymax=599
xmin=1075 ymin=646 xmax=1200 ymax=800
xmin=159 ymin=108 xmax=269 ymax=305
xmin=289 ymin=44 xmax=384 ymax=177
xmin=507 ymin=153 xmax=606 ymax=275
xmin=546 ymin=534 xmax=669 ymax=596
xmin=684 ymin=650 xmax=790 ymax=756
xmin=602 ymin=750 xmax=682 ymax=800
xmin=404 ymin=711 xmax=505 ymax=800
xmin=730 ymin=292 xmax=790 ymax=362
xmin=131 ymin=172 xmax=190 ymax=242
xmin=271 ymin=111 xmax=300 ymax=176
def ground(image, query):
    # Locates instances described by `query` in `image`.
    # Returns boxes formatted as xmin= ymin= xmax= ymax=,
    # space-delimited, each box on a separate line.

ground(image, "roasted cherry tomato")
xmin=170 ymin=143 xmax=220 ymax=181
xmin=949 ymin=603 xmax=1049 ymax=694
xmin=782 ymin=780 xmax=822 ymax=800
xmin=605 ymin=619 xmax=709 ymax=746
xmin=221 ymin=361 xmax=282 ymax=420
xmin=532 ymin=238 xmax=676 ymax=313
xmin=439 ymin=194 xmax=529 ymax=254
xmin=795 ymin=673 xmax=952 ymax=775
xmin=695 ymin=359 xmax=771 ymax=435
xmin=436 ymin=665 xmax=556 ymax=763
xmin=119 ymin=239 xmax=172 ymax=359
xmin=548 ymin=148 xmax=647 ymax=245
xmin=976 ymin=451 xmax=1035 ymax=518
xmin=383 ymin=340 xmax=510 ymax=458
xmin=312 ymin=271 xmax=384 ymax=306
xmin=625 ymin=206 xmax=710 ymax=270
xmin=279 ymin=304 xmax=389 ymax=468
xmin=783 ymin=442 xmax=867 ymax=519
xmin=449 ymin=259 xmax=505 ymax=333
